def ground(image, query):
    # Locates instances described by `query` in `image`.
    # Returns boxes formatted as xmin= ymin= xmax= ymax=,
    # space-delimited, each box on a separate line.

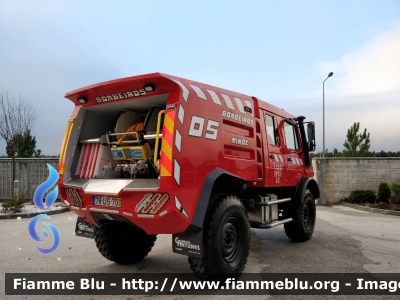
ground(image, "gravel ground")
xmin=0 ymin=201 xmax=66 ymax=215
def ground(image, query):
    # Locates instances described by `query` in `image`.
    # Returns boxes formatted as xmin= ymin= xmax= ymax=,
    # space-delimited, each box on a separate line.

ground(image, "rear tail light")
xmin=66 ymin=189 xmax=83 ymax=207
xmin=135 ymin=193 xmax=169 ymax=215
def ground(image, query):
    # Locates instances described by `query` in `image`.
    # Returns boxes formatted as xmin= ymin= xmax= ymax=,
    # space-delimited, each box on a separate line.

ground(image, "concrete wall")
xmin=312 ymin=158 xmax=400 ymax=205
xmin=2 ymin=157 xmax=400 ymax=204
xmin=0 ymin=158 xmax=58 ymax=199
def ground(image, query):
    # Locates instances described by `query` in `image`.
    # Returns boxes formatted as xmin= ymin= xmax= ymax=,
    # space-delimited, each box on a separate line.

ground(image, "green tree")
xmin=6 ymin=130 xmax=41 ymax=157
xmin=378 ymin=182 xmax=391 ymax=203
xmin=376 ymin=150 xmax=400 ymax=157
xmin=342 ymin=122 xmax=371 ymax=157
xmin=333 ymin=148 xmax=343 ymax=157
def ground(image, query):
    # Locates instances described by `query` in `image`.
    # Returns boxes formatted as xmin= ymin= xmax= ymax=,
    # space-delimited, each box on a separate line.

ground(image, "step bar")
xmin=259 ymin=218 xmax=293 ymax=228
xmin=256 ymin=197 xmax=291 ymax=206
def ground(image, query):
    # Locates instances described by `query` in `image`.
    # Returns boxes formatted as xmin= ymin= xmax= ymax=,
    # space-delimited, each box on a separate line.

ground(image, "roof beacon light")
xmin=78 ymin=96 xmax=88 ymax=104
xmin=143 ymin=83 xmax=155 ymax=92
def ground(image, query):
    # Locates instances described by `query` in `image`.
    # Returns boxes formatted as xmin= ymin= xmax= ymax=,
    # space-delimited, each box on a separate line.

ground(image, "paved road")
xmin=0 ymin=205 xmax=399 ymax=300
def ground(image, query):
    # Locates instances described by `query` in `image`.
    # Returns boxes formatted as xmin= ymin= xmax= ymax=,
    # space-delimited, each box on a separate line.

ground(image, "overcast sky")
xmin=0 ymin=0 xmax=399 ymax=155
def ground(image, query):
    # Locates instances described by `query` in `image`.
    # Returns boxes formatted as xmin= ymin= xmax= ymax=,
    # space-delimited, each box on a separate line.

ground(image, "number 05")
xmin=188 ymin=116 xmax=219 ymax=140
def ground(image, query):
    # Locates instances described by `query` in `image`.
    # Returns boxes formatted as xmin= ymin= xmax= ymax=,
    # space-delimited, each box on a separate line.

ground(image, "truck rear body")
xmin=58 ymin=72 xmax=316 ymax=237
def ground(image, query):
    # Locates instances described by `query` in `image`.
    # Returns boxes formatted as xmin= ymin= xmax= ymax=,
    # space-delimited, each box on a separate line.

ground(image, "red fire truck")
xmin=58 ymin=73 xmax=319 ymax=278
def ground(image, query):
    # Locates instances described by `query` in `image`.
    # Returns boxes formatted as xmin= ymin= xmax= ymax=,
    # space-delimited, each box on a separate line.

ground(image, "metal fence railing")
xmin=0 ymin=158 xmax=59 ymax=200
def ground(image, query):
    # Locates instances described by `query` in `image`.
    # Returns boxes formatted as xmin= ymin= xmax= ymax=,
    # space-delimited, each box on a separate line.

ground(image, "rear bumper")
xmin=63 ymin=178 xmax=160 ymax=194
xmin=59 ymin=178 xmax=190 ymax=235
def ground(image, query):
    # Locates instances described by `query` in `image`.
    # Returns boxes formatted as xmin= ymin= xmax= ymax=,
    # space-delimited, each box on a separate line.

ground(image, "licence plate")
xmin=92 ymin=196 xmax=122 ymax=207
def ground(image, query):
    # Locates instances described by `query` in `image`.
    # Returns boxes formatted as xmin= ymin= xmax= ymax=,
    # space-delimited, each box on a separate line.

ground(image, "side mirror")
xmin=307 ymin=122 xmax=316 ymax=151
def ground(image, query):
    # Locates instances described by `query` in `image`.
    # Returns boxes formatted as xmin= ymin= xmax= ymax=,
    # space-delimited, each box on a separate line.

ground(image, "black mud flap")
xmin=75 ymin=217 xmax=96 ymax=239
xmin=172 ymin=229 xmax=203 ymax=258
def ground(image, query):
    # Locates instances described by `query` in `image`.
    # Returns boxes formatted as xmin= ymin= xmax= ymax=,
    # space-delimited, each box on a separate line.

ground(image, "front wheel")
xmin=188 ymin=195 xmax=250 ymax=279
xmin=284 ymin=192 xmax=316 ymax=242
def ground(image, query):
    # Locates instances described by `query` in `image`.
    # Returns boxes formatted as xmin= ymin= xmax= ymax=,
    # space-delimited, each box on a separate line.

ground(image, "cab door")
xmin=263 ymin=113 xmax=286 ymax=187
xmin=282 ymin=120 xmax=304 ymax=186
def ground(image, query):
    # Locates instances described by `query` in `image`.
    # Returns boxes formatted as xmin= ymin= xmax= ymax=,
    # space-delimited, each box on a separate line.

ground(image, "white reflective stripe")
xmin=279 ymin=155 xmax=283 ymax=162
xmin=89 ymin=208 xmax=119 ymax=214
xmin=85 ymin=144 xmax=95 ymax=178
xmin=80 ymin=144 xmax=88 ymax=178
xmin=189 ymin=84 xmax=207 ymax=100
xmin=175 ymin=196 xmax=189 ymax=218
xmin=175 ymin=196 xmax=182 ymax=210
xmin=206 ymin=89 xmax=222 ymax=105
xmin=171 ymin=79 xmax=190 ymax=102
xmin=159 ymin=210 xmax=167 ymax=216
xmin=174 ymin=159 xmax=180 ymax=186
xmin=138 ymin=214 xmax=154 ymax=218
xmin=177 ymin=104 xmax=185 ymax=124
xmin=233 ymin=97 xmax=246 ymax=114
xmin=244 ymin=100 xmax=254 ymax=116
xmin=221 ymin=94 xmax=235 ymax=110
xmin=300 ymin=159 xmax=303 ymax=165
xmin=175 ymin=129 xmax=182 ymax=152
xmin=123 ymin=212 xmax=133 ymax=217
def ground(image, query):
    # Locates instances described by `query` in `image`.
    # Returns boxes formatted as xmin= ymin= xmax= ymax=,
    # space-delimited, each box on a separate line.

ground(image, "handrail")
xmin=153 ymin=110 xmax=166 ymax=170
xmin=58 ymin=119 xmax=79 ymax=174
xmin=105 ymin=131 xmax=141 ymax=145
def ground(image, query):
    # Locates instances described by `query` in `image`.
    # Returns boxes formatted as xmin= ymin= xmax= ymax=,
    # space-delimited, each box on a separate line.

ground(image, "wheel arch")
xmin=191 ymin=168 xmax=244 ymax=229
xmin=295 ymin=177 xmax=320 ymax=205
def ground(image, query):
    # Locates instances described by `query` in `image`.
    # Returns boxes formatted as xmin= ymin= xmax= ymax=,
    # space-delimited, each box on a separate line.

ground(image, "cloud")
xmin=311 ymin=22 xmax=400 ymax=152
xmin=319 ymin=21 xmax=400 ymax=96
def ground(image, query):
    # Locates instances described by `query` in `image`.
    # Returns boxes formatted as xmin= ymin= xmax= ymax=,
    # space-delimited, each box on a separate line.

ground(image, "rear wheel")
xmin=284 ymin=191 xmax=316 ymax=242
xmin=95 ymin=221 xmax=156 ymax=264
xmin=188 ymin=195 xmax=250 ymax=279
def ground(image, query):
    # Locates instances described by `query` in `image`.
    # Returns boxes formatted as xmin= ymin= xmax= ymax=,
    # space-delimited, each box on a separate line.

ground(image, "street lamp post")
xmin=323 ymin=72 xmax=334 ymax=158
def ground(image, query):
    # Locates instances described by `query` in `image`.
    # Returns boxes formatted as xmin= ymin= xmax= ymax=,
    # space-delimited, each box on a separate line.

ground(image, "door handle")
xmin=269 ymin=155 xmax=275 ymax=159
xmin=288 ymin=157 xmax=292 ymax=162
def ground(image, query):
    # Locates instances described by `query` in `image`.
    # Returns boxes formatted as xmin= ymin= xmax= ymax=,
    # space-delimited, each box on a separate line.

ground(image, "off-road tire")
xmin=188 ymin=195 xmax=250 ymax=279
xmin=94 ymin=221 xmax=157 ymax=264
xmin=284 ymin=192 xmax=316 ymax=242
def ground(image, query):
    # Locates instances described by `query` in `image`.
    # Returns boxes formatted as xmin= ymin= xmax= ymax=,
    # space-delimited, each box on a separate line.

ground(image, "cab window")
xmin=284 ymin=122 xmax=299 ymax=150
xmin=265 ymin=114 xmax=279 ymax=146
